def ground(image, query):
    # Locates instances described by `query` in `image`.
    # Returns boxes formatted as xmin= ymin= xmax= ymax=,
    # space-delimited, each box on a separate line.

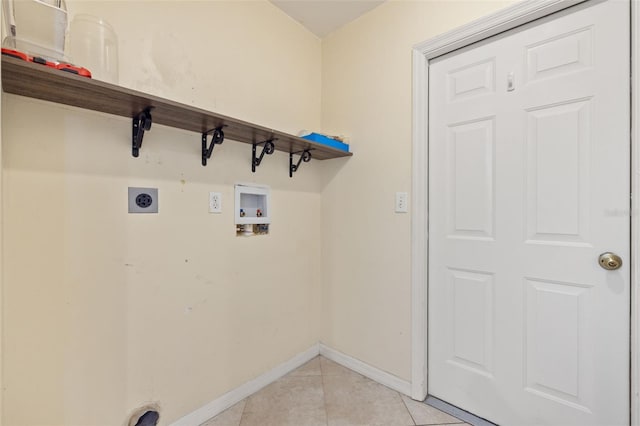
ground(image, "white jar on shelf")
xmin=67 ymin=14 xmax=118 ymax=83
xmin=3 ymin=0 xmax=68 ymax=61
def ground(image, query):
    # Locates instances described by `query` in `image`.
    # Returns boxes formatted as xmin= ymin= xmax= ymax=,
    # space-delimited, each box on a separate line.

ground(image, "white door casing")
xmin=411 ymin=0 xmax=634 ymax=424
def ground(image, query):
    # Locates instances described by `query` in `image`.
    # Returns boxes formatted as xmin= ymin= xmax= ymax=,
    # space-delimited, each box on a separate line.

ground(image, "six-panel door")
xmin=428 ymin=1 xmax=630 ymax=424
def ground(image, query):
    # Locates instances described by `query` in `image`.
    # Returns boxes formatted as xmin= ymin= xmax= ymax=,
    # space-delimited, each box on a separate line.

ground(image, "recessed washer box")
xmin=128 ymin=187 xmax=158 ymax=213
xmin=235 ymin=184 xmax=270 ymax=224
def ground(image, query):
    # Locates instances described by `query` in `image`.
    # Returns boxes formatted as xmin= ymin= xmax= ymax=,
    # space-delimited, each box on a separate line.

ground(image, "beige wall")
xmin=2 ymin=1 xmax=322 ymax=425
xmin=0 ymin=0 xmax=527 ymax=424
xmin=320 ymin=0 xmax=514 ymax=381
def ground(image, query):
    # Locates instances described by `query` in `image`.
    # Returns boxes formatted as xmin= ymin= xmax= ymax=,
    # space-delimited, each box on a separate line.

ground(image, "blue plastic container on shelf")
xmin=301 ymin=133 xmax=349 ymax=152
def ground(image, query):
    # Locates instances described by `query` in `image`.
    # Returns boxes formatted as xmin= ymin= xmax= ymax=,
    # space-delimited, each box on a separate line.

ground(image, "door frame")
xmin=410 ymin=0 xmax=640 ymax=424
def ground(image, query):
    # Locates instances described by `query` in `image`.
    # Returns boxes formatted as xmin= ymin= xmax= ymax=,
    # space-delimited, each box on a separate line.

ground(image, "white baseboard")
xmin=170 ymin=342 xmax=413 ymax=425
xmin=319 ymin=343 xmax=412 ymax=397
xmin=170 ymin=343 xmax=320 ymax=426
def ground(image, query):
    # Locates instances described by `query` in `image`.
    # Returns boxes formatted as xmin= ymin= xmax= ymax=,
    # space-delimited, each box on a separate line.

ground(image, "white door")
xmin=428 ymin=1 xmax=630 ymax=425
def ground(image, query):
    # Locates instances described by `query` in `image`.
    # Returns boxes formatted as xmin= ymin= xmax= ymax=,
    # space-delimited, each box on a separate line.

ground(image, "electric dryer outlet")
xmin=128 ymin=187 xmax=158 ymax=213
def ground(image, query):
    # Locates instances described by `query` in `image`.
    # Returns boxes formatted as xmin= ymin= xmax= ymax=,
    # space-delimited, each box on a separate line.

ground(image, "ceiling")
xmin=269 ymin=0 xmax=386 ymax=38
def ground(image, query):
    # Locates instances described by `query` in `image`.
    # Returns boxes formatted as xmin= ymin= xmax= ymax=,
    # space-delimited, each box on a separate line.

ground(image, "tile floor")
xmin=201 ymin=356 xmax=468 ymax=426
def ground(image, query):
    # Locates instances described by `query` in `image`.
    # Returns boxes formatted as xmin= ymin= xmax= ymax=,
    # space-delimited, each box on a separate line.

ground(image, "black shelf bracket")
xmin=132 ymin=108 xmax=154 ymax=157
xmin=201 ymin=126 xmax=226 ymax=166
xmin=289 ymin=149 xmax=312 ymax=178
xmin=252 ymin=138 xmax=277 ymax=172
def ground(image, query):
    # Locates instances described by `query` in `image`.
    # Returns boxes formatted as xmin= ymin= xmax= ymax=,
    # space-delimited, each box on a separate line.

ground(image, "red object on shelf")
xmin=31 ymin=55 xmax=57 ymax=68
xmin=55 ymin=62 xmax=92 ymax=78
xmin=1 ymin=48 xmax=28 ymax=61
xmin=1 ymin=48 xmax=92 ymax=78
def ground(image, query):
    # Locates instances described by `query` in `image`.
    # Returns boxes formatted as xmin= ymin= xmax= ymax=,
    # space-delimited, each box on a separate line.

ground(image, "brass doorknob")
xmin=599 ymin=252 xmax=623 ymax=270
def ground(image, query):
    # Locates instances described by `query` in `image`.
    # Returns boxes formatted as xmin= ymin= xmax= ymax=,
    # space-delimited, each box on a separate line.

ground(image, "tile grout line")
xmin=401 ymin=394 xmax=468 ymax=426
xmin=399 ymin=391 xmax=418 ymax=426
xmin=319 ymin=357 xmax=329 ymax=426
xmin=236 ymin=398 xmax=248 ymax=426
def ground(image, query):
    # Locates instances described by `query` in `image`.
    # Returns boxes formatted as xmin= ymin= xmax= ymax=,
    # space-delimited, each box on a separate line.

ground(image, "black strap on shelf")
xmin=202 ymin=126 xmax=226 ymax=166
xmin=252 ymin=138 xmax=277 ymax=172
xmin=289 ymin=149 xmax=312 ymax=178
xmin=132 ymin=108 xmax=154 ymax=158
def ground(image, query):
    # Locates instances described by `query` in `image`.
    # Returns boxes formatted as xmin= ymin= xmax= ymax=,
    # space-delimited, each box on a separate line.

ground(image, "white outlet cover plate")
xmin=395 ymin=192 xmax=408 ymax=213
xmin=209 ymin=192 xmax=222 ymax=213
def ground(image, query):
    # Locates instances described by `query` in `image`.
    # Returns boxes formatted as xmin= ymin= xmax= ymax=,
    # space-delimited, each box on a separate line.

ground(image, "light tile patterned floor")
xmin=201 ymin=356 xmax=468 ymax=426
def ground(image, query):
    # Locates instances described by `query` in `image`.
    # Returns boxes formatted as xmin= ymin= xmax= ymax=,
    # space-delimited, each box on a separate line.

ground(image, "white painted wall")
xmin=320 ymin=0 xmax=515 ymax=381
xmin=1 ymin=1 xmax=322 ymax=425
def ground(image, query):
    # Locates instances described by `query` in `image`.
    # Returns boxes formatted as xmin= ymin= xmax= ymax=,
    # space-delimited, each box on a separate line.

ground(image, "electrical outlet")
xmin=209 ymin=192 xmax=222 ymax=213
xmin=395 ymin=192 xmax=408 ymax=213
xmin=128 ymin=187 xmax=158 ymax=213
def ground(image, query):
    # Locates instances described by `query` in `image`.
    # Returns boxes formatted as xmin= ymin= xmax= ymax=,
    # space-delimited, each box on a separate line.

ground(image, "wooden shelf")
xmin=1 ymin=56 xmax=352 ymax=162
